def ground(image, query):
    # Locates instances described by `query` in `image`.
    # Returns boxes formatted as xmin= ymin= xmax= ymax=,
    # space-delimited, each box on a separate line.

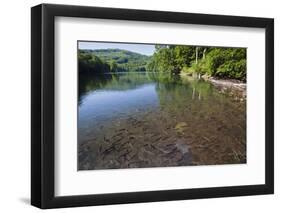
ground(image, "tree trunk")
xmin=203 ymin=48 xmax=206 ymax=60
xmin=195 ymin=47 xmax=199 ymax=64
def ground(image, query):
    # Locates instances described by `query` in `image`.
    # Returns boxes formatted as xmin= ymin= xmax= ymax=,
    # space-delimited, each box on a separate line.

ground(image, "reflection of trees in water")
xmin=79 ymin=73 xmax=111 ymax=106
xmin=79 ymin=72 xmax=234 ymax=112
xmin=153 ymin=74 xmax=245 ymax=124
xmin=79 ymin=72 xmax=155 ymax=106
xmin=79 ymin=72 xmax=178 ymax=104
xmin=155 ymin=75 xmax=216 ymax=108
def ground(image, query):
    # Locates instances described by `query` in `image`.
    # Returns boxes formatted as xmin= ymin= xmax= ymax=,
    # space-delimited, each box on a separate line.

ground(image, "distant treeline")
xmin=78 ymin=49 xmax=150 ymax=74
xmin=79 ymin=45 xmax=246 ymax=81
xmin=147 ymin=45 xmax=246 ymax=81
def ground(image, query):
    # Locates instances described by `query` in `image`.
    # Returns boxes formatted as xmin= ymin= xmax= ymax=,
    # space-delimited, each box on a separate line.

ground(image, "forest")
xmin=147 ymin=45 xmax=246 ymax=81
xmin=78 ymin=49 xmax=149 ymax=73
xmin=78 ymin=45 xmax=246 ymax=81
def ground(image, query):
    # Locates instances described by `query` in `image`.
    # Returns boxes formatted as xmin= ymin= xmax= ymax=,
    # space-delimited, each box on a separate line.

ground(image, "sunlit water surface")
xmin=78 ymin=72 xmax=246 ymax=170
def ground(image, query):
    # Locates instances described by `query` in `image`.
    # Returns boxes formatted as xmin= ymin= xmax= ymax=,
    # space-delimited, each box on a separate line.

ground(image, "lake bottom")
xmin=78 ymin=73 xmax=246 ymax=170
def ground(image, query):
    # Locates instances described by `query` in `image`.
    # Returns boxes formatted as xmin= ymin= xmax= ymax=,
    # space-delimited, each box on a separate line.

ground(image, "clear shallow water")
xmin=78 ymin=72 xmax=246 ymax=170
xmin=79 ymin=84 xmax=159 ymax=127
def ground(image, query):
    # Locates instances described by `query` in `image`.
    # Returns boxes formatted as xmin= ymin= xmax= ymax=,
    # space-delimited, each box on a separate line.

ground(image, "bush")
xmin=217 ymin=59 xmax=246 ymax=81
xmin=204 ymin=48 xmax=246 ymax=81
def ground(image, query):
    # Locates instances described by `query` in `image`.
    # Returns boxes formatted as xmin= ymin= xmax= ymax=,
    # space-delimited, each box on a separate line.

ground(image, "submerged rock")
xmin=174 ymin=122 xmax=187 ymax=134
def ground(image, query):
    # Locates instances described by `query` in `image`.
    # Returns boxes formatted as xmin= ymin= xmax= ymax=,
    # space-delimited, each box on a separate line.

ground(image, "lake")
xmin=78 ymin=72 xmax=246 ymax=170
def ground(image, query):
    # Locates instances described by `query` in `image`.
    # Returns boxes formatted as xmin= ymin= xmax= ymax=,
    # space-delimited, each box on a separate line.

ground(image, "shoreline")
xmin=206 ymin=77 xmax=246 ymax=100
xmin=206 ymin=77 xmax=246 ymax=98
xmin=180 ymin=73 xmax=246 ymax=100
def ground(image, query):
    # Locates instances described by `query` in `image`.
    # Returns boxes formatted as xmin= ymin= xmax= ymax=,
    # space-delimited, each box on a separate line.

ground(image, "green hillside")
xmin=79 ymin=49 xmax=150 ymax=73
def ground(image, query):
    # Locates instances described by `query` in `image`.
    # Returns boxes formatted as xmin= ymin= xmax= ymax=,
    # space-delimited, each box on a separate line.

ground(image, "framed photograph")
xmin=31 ymin=3 xmax=274 ymax=209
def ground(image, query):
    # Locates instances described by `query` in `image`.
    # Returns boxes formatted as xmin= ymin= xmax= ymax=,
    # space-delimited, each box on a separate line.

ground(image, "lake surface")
xmin=78 ymin=72 xmax=246 ymax=170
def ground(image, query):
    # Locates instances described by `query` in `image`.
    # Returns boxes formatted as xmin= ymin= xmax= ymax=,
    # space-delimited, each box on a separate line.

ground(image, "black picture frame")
xmin=31 ymin=3 xmax=274 ymax=209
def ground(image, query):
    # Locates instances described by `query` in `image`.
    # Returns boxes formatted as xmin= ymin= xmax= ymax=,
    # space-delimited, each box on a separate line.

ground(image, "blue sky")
xmin=78 ymin=41 xmax=155 ymax=56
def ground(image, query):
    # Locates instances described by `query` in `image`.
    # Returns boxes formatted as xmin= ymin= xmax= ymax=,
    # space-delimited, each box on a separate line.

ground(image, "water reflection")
xmin=78 ymin=72 xmax=246 ymax=170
